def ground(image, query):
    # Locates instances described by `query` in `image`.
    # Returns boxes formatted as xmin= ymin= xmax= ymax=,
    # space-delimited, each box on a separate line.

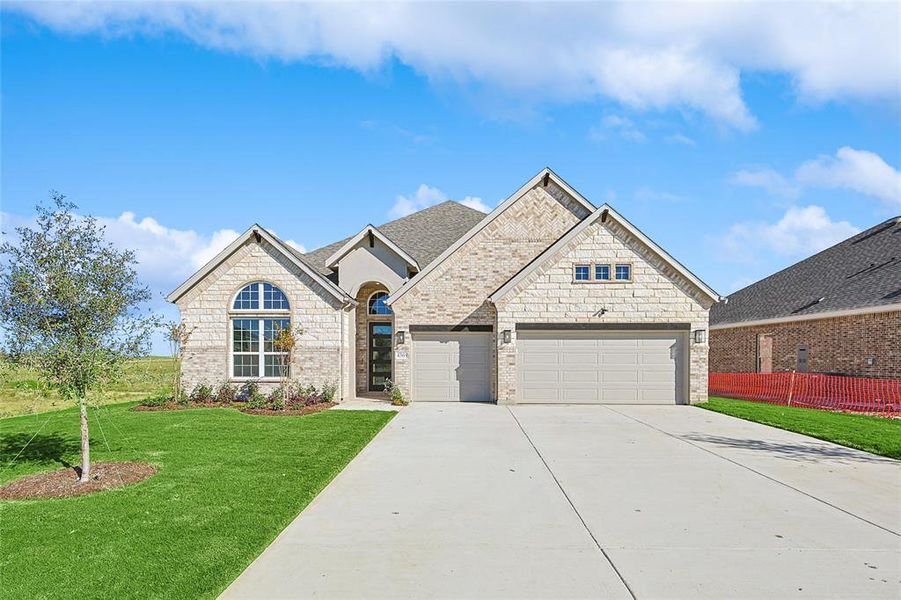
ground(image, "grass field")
xmin=0 ymin=356 xmax=176 ymax=417
xmin=0 ymin=402 xmax=394 ymax=599
xmin=700 ymin=396 xmax=901 ymax=460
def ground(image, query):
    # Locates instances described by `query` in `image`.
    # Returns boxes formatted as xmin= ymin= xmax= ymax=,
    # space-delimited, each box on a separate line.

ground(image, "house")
xmin=168 ymin=168 xmax=719 ymax=404
xmin=710 ymin=216 xmax=901 ymax=378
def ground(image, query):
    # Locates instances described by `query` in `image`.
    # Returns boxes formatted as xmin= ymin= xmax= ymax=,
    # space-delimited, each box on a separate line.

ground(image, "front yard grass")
xmin=0 ymin=402 xmax=394 ymax=599
xmin=700 ymin=396 xmax=901 ymax=460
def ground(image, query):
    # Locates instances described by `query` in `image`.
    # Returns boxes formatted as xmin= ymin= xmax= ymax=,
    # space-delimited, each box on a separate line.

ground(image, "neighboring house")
xmin=168 ymin=168 xmax=719 ymax=405
xmin=710 ymin=216 xmax=901 ymax=378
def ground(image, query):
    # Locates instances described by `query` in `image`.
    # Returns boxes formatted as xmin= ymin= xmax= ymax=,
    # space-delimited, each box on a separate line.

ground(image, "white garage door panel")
xmin=412 ymin=333 xmax=491 ymax=402
xmin=517 ymin=330 xmax=684 ymax=404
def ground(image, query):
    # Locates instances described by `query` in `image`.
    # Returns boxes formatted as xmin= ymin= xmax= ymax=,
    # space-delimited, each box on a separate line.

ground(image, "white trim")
xmin=325 ymin=225 xmax=420 ymax=271
xmin=710 ymin=303 xmax=901 ymax=330
xmin=490 ymin=205 xmax=720 ymax=304
xmin=386 ymin=167 xmax=596 ymax=306
xmin=167 ymin=224 xmax=352 ymax=305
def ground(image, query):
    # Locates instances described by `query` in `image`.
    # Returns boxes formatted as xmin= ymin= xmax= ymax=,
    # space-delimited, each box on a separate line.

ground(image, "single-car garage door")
xmin=517 ymin=330 xmax=685 ymax=404
xmin=412 ymin=332 xmax=491 ymax=402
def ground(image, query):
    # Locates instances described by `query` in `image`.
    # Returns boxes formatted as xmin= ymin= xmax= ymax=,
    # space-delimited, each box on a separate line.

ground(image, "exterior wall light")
xmin=502 ymin=330 xmax=512 ymax=344
xmin=693 ymin=329 xmax=707 ymax=344
xmin=395 ymin=331 xmax=405 ymax=346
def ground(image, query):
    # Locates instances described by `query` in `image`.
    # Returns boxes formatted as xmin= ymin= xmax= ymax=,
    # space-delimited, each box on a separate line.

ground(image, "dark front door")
xmin=369 ymin=323 xmax=393 ymax=391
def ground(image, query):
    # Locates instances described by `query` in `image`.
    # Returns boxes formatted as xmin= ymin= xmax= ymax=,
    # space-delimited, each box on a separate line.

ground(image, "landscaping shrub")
xmin=190 ymin=383 xmax=214 ymax=403
xmin=215 ymin=382 xmax=235 ymax=404
xmin=140 ymin=393 xmax=169 ymax=407
xmin=267 ymin=388 xmax=286 ymax=411
xmin=321 ymin=381 xmax=337 ymax=403
xmin=384 ymin=379 xmax=408 ymax=406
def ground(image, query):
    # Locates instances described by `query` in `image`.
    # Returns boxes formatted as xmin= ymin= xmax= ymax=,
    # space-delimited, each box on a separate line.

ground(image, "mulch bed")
xmin=240 ymin=402 xmax=335 ymax=416
xmin=0 ymin=461 xmax=157 ymax=500
xmin=134 ymin=401 xmax=335 ymax=415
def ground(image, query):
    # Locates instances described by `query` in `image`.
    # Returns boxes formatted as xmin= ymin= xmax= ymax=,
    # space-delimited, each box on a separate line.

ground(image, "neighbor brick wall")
xmin=175 ymin=239 xmax=347 ymax=396
xmin=391 ymin=181 xmax=590 ymax=401
xmin=710 ymin=310 xmax=901 ymax=378
xmin=496 ymin=217 xmax=713 ymax=404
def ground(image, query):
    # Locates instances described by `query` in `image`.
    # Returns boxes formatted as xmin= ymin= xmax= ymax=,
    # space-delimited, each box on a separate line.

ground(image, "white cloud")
xmin=731 ymin=147 xmax=901 ymax=207
xmin=665 ymin=133 xmax=696 ymax=147
xmin=458 ymin=197 xmax=491 ymax=213
xmin=390 ymin=184 xmax=489 ymax=218
xmin=9 ymin=2 xmax=899 ymax=130
xmin=590 ymin=115 xmax=646 ymax=142
xmin=730 ymin=168 xmax=801 ymax=199
xmin=717 ymin=205 xmax=859 ymax=262
xmin=796 ymin=147 xmax=901 ymax=207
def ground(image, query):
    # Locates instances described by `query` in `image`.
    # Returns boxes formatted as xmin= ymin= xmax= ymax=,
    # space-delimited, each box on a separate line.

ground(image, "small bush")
xmin=267 ymin=388 xmax=286 ymax=410
xmin=238 ymin=380 xmax=259 ymax=402
xmin=140 ymin=394 xmax=168 ymax=407
xmin=321 ymin=381 xmax=337 ymax=403
xmin=384 ymin=378 xmax=408 ymax=406
xmin=190 ymin=383 xmax=214 ymax=403
xmin=176 ymin=390 xmax=189 ymax=407
xmin=215 ymin=382 xmax=235 ymax=404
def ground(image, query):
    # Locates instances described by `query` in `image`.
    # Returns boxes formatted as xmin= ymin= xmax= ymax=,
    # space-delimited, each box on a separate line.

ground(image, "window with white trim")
xmin=230 ymin=282 xmax=291 ymax=378
xmin=574 ymin=264 xmax=590 ymax=281
xmin=368 ymin=291 xmax=392 ymax=315
xmin=595 ymin=264 xmax=611 ymax=281
xmin=615 ymin=264 xmax=631 ymax=281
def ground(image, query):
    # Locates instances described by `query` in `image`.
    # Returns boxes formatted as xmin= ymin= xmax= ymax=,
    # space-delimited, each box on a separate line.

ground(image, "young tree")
xmin=167 ymin=321 xmax=194 ymax=400
xmin=0 ymin=194 xmax=158 ymax=482
xmin=272 ymin=324 xmax=303 ymax=396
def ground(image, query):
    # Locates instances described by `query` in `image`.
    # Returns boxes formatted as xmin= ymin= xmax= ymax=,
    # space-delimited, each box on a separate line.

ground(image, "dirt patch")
xmin=0 ymin=461 xmax=157 ymax=500
xmin=241 ymin=402 xmax=335 ymax=416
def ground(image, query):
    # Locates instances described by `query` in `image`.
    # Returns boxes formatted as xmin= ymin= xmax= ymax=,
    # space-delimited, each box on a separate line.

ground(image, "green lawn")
xmin=0 ymin=403 xmax=394 ymax=599
xmin=700 ymin=396 xmax=901 ymax=460
xmin=0 ymin=356 xmax=176 ymax=417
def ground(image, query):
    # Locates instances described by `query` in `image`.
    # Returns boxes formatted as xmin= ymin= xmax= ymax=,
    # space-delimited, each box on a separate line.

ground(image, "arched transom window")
xmin=230 ymin=282 xmax=291 ymax=379
xmin=368 ymin=291 xmax=392 ymax=316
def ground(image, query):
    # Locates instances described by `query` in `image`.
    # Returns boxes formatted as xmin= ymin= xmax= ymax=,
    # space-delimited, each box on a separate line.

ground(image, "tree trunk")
xmin=78 ymin=396 xmax=91 ymax=482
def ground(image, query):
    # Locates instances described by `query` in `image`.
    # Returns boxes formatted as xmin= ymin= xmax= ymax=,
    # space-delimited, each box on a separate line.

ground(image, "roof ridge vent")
xmin=851 ymin=220 xmax=899 ymax=244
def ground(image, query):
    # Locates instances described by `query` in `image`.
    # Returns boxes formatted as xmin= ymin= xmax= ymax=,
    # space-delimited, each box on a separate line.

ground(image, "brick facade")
xmin=176 ymin=239 xmax=348 ymax=396
xmin=391 ymin=181 xmax=590 ymax=401
xmin=495 ymin=217 xmax=713 ymax=404
xmin=710 ymin=310 xmax=901 ymax=378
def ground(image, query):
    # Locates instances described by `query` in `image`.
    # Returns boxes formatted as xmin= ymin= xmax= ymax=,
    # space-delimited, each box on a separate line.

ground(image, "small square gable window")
xmin=595 ymin=264 xmax=611 ymax=280
xmin=615 ymin=264 xmax=631 ymax=281
xmin=574 ymin=264 xmax=590 ymax=281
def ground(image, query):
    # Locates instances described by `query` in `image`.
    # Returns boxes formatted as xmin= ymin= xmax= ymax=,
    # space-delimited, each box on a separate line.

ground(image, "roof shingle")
xmin=298 ymin=201 xmax=487 ymax=277
xmin=710 ymin=216 xmax=901 ymax=326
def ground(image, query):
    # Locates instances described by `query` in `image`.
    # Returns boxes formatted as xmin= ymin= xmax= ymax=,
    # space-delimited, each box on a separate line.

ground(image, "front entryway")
xmin=369 ymin=323 xmax=393 ymax=391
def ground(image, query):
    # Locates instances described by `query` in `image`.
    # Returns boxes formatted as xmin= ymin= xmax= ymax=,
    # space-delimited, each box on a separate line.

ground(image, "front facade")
xmin=710 ymin=217 xmax=901 ymax=378
xmin=169 ymin=168 xmax=719 ymax=404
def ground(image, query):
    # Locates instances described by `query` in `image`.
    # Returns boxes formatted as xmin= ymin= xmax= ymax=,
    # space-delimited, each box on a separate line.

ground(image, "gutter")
xmin=709 ymin=303 xmax=901 ymax=330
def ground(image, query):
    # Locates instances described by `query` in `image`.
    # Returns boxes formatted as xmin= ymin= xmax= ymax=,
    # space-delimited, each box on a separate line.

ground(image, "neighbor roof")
xmin=300 ymin=201 xmax=487 ymax=277
xmin=711 ymin=216 xmax=901 ymax=327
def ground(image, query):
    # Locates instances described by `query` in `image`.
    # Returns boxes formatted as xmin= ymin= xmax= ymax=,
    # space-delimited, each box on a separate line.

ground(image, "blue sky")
xmin=2 ymin=3 xmax=900 ymax=354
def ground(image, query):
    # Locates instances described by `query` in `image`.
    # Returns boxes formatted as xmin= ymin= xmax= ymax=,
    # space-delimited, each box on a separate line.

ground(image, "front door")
xmin=369 ymin=323 xmax=393 ymax=391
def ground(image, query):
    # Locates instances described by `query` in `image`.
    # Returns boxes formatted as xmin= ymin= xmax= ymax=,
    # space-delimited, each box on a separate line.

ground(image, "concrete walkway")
xmin=222 ymin=404 xmax=901 ymax=599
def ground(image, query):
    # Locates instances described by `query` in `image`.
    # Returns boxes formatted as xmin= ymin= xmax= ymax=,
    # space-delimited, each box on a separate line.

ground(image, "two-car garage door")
xmin=516 ymin=330 xmax=685 ymax=404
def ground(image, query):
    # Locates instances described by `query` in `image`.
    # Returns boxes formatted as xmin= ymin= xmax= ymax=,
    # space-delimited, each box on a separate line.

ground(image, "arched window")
xmin=230 ymin=282 xmax=291 ymax=379
xmin=233 ymin=282 xmax=290 ymax=310
xmin=368 ymin=291 xmax=392 ymax=316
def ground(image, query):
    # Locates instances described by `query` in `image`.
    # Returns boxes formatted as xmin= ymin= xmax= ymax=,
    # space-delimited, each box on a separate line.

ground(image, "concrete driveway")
xmin=222 ymin=404 xmax=901 ymax=599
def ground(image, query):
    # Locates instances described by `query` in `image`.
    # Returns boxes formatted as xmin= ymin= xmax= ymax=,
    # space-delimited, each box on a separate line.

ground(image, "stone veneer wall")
xmin=175 ymin=239 xmax=348 ymax=396
xmin=355 ymin=282 xmax=391 ymax=393
xmin=710 ymin=310 xmax=901 ymax=378
xmin=391 ymin=181 xmax=590 ymax=401
xmin=495 ymin=217 xmax=713 ymax=404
